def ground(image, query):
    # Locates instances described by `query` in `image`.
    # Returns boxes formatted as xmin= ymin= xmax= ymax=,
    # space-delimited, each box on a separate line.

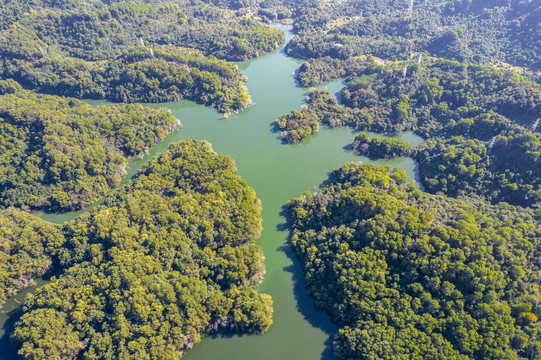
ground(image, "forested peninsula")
xmin=1 ymin=0 xmax=540 ymax=359
xmin=280 ymin=56 xmax=540 ymax=138
xmin=288 ymin=163 xmax=541 ymax=359
xmin=7 ymin=140 xmax=272 ymax=359
xmin=0 ymin=0 xmax=284 ymax=113
xmin=277 ymin=56 xmax=541 ymax=208
xmin=0 ymin=79 xmax=180 ymax=212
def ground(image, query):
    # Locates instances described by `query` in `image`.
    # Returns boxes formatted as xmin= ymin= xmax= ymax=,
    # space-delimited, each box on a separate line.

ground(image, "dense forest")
xmin=0 ymin=3 xmax=282 ymax=356
xmin=352 ymin=132 xmax=412 ymax=158
xmin=0 ymin=210 xmax=65 ymax=307
xmin=1 ymin=0 xmax=540 ymax=359
xmin=9 ymin=140 xmax=272 ymax=359
xmin=0 ymin=0 xmax=283 ymax=62
xmin=4 ymin=45 xmax=252 ymax=113
xmin=0 ymin=79 xmax=180 ymax=212
xmin=0 ymin=0 xmax=284 ymax=113
xmin=415 ymin=132 xmax=541 ymax=209
xmin=284 ymin=0 xmax=540 ymax=76
xmin=276 ymin=89 xmax=371 ymax=143
xmin=272 ymin=3 xmax=541 ymax=359
xmin=288 ymin=163 xmax=541 ymax=359
xmin=291 ymin=56 xmax=540 ymax=135
xmin=278 ymin=57 xmax=541 ymax=208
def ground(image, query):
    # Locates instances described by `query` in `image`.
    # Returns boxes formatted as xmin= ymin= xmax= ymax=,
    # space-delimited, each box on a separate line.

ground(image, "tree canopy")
xmin=0 ymin=0 xmax=285 ymax=113
xmin=11 ymin=140 xmax=272 ymax=359
xmin=288 ymin=162 xmax=541 ymax=360
xmin=277 ymin=57 xmax=541 ymax=208
xmin=352 ymin=132 xmax=412 ymax=159
xmin=0 ymin=80 xmax=180 ymax=212
xmin=285 ymin=0 xmax=540 ymax=74
xmin=0 ymin=210 xmax=65 ymax=307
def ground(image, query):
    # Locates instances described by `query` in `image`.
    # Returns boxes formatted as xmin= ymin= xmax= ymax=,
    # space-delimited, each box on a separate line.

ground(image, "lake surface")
xmin=0 ymin=25 xmax=422 ymax=359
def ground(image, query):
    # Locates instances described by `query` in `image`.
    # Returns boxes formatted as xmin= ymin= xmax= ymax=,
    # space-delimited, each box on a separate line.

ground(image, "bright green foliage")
xmin=0 ymin=81 xmax=179 ymax=211
xmin=0 ymin=210 xmax=65 ymax=307
xmin=276 ymin=109 xmax=319 ymax=144
xmin=352 ymin=132 xmax=412 ymax=158
xmin=0 ymin=1 xmax=284 ymax=112
xmin=287 ymin=163 xmax=541 ymax=360
xmin=11 ymin=140 xmax=272 ymax=359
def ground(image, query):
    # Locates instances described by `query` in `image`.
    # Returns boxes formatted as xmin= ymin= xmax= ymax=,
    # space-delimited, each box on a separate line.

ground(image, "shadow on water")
xmin=277 ymin=206 xmax=340 ymax=360
xmin=0 ymin=311 xmax=23 ymax=360
xmin=334 ymin=87 xmax=343 ymax=105
xmin=0 ymin=270 xmax=61 ymax=360
xmin=269 ymin=119 xmax=291 ymax=146
xmin=342 ymin=143 xmax=354 ymax=152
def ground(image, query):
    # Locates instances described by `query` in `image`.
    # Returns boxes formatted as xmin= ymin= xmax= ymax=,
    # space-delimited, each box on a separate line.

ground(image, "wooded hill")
xmin=276 ymin=57 xmax=541 ymax=208
xmin=288 ymin=163 xmax=541 ymax=359
xmin=8 ymin=140 xmax=272 ymax=359
xmin=0 ymin=0 xmax=285 ymax=113
xmin=0 ymin=210 xmax=65 ymax=307
xmin=284 ymin=0 xmax=540 ymax=75
xmin=0 ymin=79 xmax=180 ymax=212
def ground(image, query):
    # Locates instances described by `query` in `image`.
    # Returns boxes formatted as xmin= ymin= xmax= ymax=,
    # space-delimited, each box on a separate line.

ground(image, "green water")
xmin=1 ymin=25 xmax=423 ymax=359
xmin=0 ymin=279 xmax=50 ymax=359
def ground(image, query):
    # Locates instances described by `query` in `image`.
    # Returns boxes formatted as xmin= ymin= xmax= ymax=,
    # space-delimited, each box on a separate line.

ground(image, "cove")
xmin=0 ymin=25 xmax=422 ymax=359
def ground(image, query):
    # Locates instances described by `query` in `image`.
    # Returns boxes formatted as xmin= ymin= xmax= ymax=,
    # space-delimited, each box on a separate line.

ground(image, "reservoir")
xmin=0 ymin=25 xmax=422 ymax=359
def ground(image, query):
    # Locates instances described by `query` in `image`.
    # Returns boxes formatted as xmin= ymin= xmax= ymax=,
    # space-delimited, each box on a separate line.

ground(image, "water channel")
xmin=0 ymin=25 xmax=423 ymax=359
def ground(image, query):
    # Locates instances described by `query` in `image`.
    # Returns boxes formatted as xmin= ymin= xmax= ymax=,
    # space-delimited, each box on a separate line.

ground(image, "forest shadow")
xmin=0 ymin=310 xmax=23 ymax=360
xmin=276 ymin=205 xmax=340 ymax=360
xmin=0 ymin=269 xmax=62 ymax=360
xmin=206 ymin=328 xmax=246 ymax=340
xmin=269 ymin=121 xmax=291 ymax=145
xmin=342 ymin=142 xmax=354 ymax=152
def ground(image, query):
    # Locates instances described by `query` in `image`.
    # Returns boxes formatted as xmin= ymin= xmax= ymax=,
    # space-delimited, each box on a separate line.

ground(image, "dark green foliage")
xmin=0 ymin=1 xmax=283 ymax=62
xmin=339 ymin=58 xmax=541 ymax=136
xmin=4 ymin=44 xmax=252 ymax=114
xmin=0 ymin=1 xmax=284 ymax=112
xmin=296 ymin=55 xmax=372 ymax=87
xmin=352 ymin=132 xmax=412 ymax=158
xmin=11 ymin=140 xmax=273 ymax=359
xmin=333 ymin=58 xmax=540 ymax=207
xmin=0 ymin=81 xmax=179 ymax=211
xmin=415 ymin=133 xmax=541 ymax=208
xmin=0 ymin=210 xmax=65 ymax=307
xmin=287 ymin=162 xmax=541 ymax=360
xmin=295 ymin=53 xmax=540 ymax=137
xmin=285 ymin=0 xmax=540 ymax=73
xmin=284 ymin=58 xmax=541 ymax=207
